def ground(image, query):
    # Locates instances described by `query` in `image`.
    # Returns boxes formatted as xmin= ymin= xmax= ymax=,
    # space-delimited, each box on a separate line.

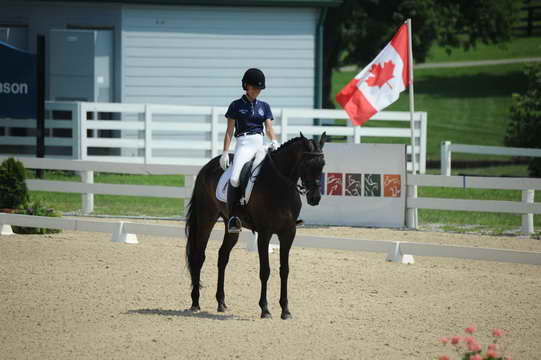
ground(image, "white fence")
xmin=0 ymin=101 xmax=428 ymax=173
xmin=1 ymin=157 xmax=540 ymax=265
xmin=408 ymin=174 xmax=540 ymax=234
xmin=1 ymin=156 xmax=539 ymax=234
xmin=440 ymin=141 xmax=541 ymax=176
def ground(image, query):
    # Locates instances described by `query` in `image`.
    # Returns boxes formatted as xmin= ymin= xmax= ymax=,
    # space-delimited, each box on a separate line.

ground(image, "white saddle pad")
xmin=216 ymin=146 xmax=267 ymax=205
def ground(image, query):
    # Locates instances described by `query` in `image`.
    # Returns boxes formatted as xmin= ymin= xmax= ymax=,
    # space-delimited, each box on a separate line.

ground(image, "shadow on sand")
xmin=125 ymin=308 xmax=251 ymax=321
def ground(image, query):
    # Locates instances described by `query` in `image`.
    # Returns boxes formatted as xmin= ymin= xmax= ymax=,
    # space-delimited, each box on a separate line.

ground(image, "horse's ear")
xmin=300 ymin=132 xmax=306 ymax=139
xmin=319 ymin=132 xmax=327 ymax=150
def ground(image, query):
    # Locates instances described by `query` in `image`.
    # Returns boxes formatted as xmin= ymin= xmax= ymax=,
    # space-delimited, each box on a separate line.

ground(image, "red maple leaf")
xmin=365 ymin=60 xmax=395 ymax=89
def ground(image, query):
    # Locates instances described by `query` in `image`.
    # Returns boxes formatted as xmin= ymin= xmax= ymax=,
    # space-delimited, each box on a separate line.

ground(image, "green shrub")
xmin=0 ymin=158 xmax=29 ymax=209
xmin=13 ymin=200 xmax=62 ymax=234
xmin=505 ymin=63 xmax=541 ymax=177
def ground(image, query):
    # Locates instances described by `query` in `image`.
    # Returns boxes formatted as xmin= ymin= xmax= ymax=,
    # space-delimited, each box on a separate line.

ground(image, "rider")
xmin=220 ymin=68 xmax=279 ymax=233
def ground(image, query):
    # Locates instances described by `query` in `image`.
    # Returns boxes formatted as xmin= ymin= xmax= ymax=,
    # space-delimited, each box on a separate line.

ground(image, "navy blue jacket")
xmin=225 ymin=95 xmax=273 ymax=136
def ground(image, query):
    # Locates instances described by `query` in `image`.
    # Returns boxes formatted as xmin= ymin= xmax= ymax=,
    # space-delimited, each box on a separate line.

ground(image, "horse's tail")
xmin=184 ymin=162 xmax=217 ymax=288
xmin=184 ymin=176 xmax=201 ymax=286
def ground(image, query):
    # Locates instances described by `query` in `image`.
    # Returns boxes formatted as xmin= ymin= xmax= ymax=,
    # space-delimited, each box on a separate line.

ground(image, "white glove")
xmin=220 ymin=151 xmax=230 ymax=170
xmin=270 ymin=140 xmax=280 ymax=151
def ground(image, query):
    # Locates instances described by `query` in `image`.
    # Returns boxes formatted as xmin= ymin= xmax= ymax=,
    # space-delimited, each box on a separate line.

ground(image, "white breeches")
xmin=230 ymin=134 xmax=264 ymax=187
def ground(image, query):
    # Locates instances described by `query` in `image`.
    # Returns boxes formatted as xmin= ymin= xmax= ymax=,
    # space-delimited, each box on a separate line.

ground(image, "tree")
xmin=0 ymin=157 xmax=29 ymax=209
xmin=323 ymin=0 xmax=521 ymax=108
xmin=505 ymin=63 xmax=541 ymax=177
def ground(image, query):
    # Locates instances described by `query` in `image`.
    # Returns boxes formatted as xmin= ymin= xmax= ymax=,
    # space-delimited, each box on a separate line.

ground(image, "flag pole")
xmin=406 ymin=18 xmax=418 ymax=229
xmin=407 ymin=18 xmax=416 ymax=174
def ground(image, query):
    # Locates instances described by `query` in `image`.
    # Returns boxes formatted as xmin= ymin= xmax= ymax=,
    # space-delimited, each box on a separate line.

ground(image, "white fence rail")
xmin=408 ymin=174 xmax=541 ymax=234
xmin=440 ymin=141 xmax=541 ymax=176
xmin=1 ymin=213 xmax=540 ymax=265
xmin=0 ymin=101 xmax=427 ymax=173
xmin=0 ymin=156 xmax=198 ymax=215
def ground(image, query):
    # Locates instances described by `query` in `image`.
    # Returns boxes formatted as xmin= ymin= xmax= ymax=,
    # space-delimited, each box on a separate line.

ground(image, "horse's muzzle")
xmin=306 ymin=189 xmax=321 ymax=206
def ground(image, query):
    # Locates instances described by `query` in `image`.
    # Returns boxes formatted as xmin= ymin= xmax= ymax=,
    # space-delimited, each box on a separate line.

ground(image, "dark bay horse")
xmin=185 ymin=132 xmax=326 ymax=319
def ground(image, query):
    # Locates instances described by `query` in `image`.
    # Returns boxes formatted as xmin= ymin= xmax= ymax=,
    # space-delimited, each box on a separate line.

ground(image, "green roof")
xmin=28 ymin=0 xmax=341 ymax=7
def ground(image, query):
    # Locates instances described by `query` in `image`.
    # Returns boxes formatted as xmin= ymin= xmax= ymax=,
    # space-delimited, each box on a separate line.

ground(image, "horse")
xmin=184 ymin=132 xmax=327 ymax=319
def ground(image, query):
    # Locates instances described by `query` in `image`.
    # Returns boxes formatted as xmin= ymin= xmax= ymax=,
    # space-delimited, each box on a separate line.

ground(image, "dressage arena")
xmin=1 ymin=219 xmax=540 ymax=359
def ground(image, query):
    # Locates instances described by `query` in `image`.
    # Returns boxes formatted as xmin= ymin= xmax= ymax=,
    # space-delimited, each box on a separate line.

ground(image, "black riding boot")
xmin=227 ymin=183 xmax=242 ymax=233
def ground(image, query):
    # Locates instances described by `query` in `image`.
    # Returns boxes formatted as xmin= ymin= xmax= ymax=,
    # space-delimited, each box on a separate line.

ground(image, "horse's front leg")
xmin=257 ymin=231 xmax=272 ymax=318
xmin=278 ymin=228 xmax=295 ymax=320
xmin=216 ymin=232 xmax=239 ymax=312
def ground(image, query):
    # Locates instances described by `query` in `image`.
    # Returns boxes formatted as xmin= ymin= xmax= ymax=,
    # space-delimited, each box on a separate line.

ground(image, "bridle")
xmin=265 ymin=148 xmax=324 ymax=195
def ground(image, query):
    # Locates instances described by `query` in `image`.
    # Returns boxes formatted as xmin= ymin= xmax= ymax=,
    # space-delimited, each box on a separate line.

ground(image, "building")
xmin=0 ymin=0 xmax=340 ymax=108
xmin=0 ymin=0 xmax=340 ymax=160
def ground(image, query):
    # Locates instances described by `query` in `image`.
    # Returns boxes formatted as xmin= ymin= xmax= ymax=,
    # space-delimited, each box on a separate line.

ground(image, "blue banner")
xmin=0 ymin=41 xmax=36 ymax=118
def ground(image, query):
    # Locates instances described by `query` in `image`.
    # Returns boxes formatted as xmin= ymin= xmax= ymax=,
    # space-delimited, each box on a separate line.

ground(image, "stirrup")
xmin=227 ymin=216 xmax=242 ymax=233
xmin=296 ymin=219 xmax=305 ymax=227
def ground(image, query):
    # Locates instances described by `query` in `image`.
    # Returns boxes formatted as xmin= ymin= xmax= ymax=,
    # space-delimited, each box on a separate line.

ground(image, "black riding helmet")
xmin=242 ymin=68 xmax=266 ymax=90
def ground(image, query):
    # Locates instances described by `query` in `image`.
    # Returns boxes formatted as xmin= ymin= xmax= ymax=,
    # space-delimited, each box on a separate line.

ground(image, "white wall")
xmin=121 ymin=5 xmax=316 ymax=109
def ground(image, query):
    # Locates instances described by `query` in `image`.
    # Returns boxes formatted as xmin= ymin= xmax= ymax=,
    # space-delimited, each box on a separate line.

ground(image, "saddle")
xmin=216 ymin=147 xmax=267 ymax=205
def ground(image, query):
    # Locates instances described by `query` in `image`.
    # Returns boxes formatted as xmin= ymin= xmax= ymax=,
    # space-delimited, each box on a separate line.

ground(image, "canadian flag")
xmin=336 ymin=23 xmax=410 ymax=126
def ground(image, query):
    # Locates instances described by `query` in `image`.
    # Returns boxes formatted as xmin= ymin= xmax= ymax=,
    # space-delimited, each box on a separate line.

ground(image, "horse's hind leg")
xmin=216 ymin=232 xmax=239 ymax=312
xmin=257 ymin=231 xmax=272 ymax=318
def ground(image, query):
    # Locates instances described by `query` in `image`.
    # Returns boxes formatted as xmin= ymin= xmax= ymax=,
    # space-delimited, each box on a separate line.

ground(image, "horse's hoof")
xmin=261 ymin=311 xmax=272 ymax=319
xmin=217 ymin=303 xmax=228 ymax=312
xmin=281 ymin=311 xmax=292 ymax=320
xmin=189 ymin=305 xmax=200 ymax=312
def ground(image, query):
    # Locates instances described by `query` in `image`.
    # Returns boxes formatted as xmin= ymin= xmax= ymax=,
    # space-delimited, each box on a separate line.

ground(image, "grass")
xmin=425 ymin=35 xmax=541 ymax=63
xmin=27 ymin=171 xmax=185 ymax=217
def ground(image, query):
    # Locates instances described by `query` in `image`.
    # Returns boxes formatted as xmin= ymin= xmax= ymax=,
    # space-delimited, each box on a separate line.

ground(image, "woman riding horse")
xmin=220 ymin=68 xmax=279 ymax=233
xmin=185 ymin=130 xmax=326 ymax=319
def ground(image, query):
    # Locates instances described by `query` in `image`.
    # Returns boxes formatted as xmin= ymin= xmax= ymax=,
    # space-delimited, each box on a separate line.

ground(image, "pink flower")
xmin=467 ymin=342 xmax=482 ymax=352
xmin=492 ymin=328 xmax=504 ymax=337
xmin=464 ymin=336 xmax=476 ymax=344
xmin=440 ymin=337 xmax=449 ymax=345
xmin=488 ymin=343 xmax=498 ymax=351
xmin=438 ymin=356 xmax=450 ymax=360
xmin=486 ymin=349 xmax=499 ymax=358
xmin=469 ymin=355 xmax=482 ymax=360
xmin=465 ymin=325 xmax=477 ymax=334
xmin=451 ymin=336 xmax=461 ymax=345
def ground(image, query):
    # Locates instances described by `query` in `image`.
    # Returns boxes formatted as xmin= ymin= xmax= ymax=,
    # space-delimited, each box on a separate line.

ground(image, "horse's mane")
xmin=272 ymin=136 xmax=305 ymax=155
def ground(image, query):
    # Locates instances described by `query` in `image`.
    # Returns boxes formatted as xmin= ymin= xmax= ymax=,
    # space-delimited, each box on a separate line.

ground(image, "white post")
xmin=246 ymin=232 xmax=258 ymax=252
xmin=406 ymin=184 xmax=418 ymax=229
xmin=72 ymin=102 xmax=82 ymax=159
xmin=420 ymin=113 xmax=428 ymax=174
xmin=79 ymin=103 xmax=88 ymax=160
xmin=441 ymin=141 xmax=451 ymax=176
xmin=81 ymin=170 xmax=94 ymax=215
xmin=354 ymin=125 xmax=361 ymax=144
xmin=522 ymin=189 xmax=535 ymax=235
xmin=280 ymin=109 xmax=288 ymax=143
xmin=144 ymin=104 xmax=152 ymax=164
xmin=211 ymin=107 xmax=219 ymax=158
